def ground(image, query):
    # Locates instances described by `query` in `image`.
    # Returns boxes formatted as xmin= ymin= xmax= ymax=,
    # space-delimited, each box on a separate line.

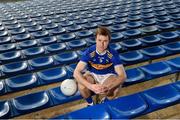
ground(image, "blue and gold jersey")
xmin=80 ymin=45 xmax=122 ymax=74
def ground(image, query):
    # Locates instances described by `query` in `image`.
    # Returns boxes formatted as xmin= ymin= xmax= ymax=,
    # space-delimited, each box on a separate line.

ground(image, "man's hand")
xmin=89 ymin=84 xmax=109 ymax=94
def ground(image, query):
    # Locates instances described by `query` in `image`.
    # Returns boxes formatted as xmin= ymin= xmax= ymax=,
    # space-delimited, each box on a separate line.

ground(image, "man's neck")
xmin=96 ymin=49 xmax=107 ymax=55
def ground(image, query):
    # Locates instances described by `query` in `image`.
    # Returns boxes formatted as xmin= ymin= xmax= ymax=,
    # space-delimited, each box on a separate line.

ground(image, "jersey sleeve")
xmin=80 ymin=48 xmax=90 ymax=63
xmin=111 ymin=50 xmax=122 ymax=66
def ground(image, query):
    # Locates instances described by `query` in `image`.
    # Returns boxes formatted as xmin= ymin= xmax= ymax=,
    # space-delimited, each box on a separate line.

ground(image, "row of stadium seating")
xmin=0 ymin=56 xmax=179 ymax=118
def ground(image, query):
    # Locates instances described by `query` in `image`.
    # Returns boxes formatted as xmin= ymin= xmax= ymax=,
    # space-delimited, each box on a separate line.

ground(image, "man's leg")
xmin=102 ymin=75 xmax=121 ymax=100
xmin=77 ymin=72 xmax=95 ymax=105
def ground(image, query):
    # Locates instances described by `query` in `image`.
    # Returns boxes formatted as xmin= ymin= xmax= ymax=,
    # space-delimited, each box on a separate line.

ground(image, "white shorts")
xmin=88 ymin=71 xmax=116 ymax=84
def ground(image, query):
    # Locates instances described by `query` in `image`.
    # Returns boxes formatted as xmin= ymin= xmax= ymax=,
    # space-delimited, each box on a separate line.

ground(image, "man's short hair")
xmin=95 ymin=26 xmax=111 ymax=41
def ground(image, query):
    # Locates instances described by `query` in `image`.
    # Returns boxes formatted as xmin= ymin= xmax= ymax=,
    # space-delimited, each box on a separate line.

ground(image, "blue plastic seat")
xmin=22 ymin=47 xmax=45 ymax=57
xmin=124 ymin=68 xmax=145 ymax=86
xmin=5 ymin=73 xmax=38 ymax=92
xmin=0 ymin=37 xmax=11 ymax=44
xmin=13 ymin=33 xmax=31 ymax=42
xmin=83 ymin=22 xmax=98 ymax=29
xmin=158 ymin=31 xmax=179 ymax=42
xmin=31 ymin=30 xmax=49 ymax=38
xmin=59 ymin=20 xmax=73 ymax=27
xmin=18 ymin=40 xmax=38 ymax=49
xmin=99 ymin=20 xmax=113 ymax=26
xmin=166 ymin=8 xmax=180 ymax=14
xmin=170 ymin=14 xmax=180 ymax=20
xmin=0 ymin=51 xmax=21 ymax=63
xmin=65 ymin=64 xmax=77 ymax=78
xmin=38 ymin=19 xmax=52 ymax=25
xmin=76 ymin=30 xmax=93 ymax=38
xmin=26 ymin=25 xmax=43 ymax=32
xmin=120 ymin=39 xmax=142 ymax=50
xmin=161 ymin=41 xmax=180 ymax=54
xmin=123 ymin=29 xmax=141 ymax=38
xmin=38 ymin=36 xmax=57 ymax=45
xmin=126 ymin=21 xmax=142 ymax=29
xmin=49 ymin=27 xmax=66 ymax=35
xmin=114 ymin=18 xmax=127 ymax=24
xmin=165 ymin=57 xmax=180 ymax=72
xmin=86 ymin=37 xmax=96 ymax=45
xmin=6 ymin=24 xmax=21 ymax=30
xmin=43 ymin=23 xmax=58 ymax=30
xmin=140 ymin=26 xmax=158 ymax=34
xmin=140 ymin=62 xmax=172 ymax=79
xmin=57 ymin=93 xmax=147 ymax=119
xmin=111 ymin=32 xmax=124 ymax=42
xmin=141 ymin=19 xmax=156 ymax=26
xmin=0 ymin=31 xmax=8 ymax=37
xmin=53 ymin=51 xmax=78 ymax=65
xmin=28 ymin=56 xmax=54 ymax=69
xmin=22 ymin=21 xmax=37 ymax=28
xmin=141 ymin=84 xmax=180 ymax=114
xmin=11 ymin=91 xmax=53 ymax=116
xmin=57 ymin=33 xmax=76 ymax=42
xmin=74 ymin=19 xmax=88 ymax=25
xmin=173 ymin=81 xmax=180 ymax=90
xmin=141 ymin=13 xmax=154 ymax=19
xmin=9 ymin=28 xmax=26 ymax=35
xmin=116 ymin=13 xmax=128 ymax=18
xmin=139 ymin=35 xmax=161 ymax=45
xmin=45 ymin=43 xmax=66 ymax=53
xmin=37 ymin=67 xmax=68 ymax=84
xmin=0 ymin=101 xmax=11 ymax=119
xmin=110 ymin=24 xmax=126 ymax=32
xmin=156 ymin=16 xmax=171 ymax=23
xmin=109 ymin=43 xmax=123 ymax=52
xmin=140 ymin=46 xmax=166 ymax=58
xmin=157 ymin=23 xmax=174 ymax=30
xmin=66 ymin=25 xmax=82 ymax=32
xmin=154 ymin=10 xmax=167 ymax=16
xmin=119 ymin=50 xmax=147 ymax=65
xmin=88 ymin=17 xmax=102 ymax=22
xmin=67 ymin=39 xmax=87 ymax=49
xmin=1 ymin=61 xmax=28 ymax=75
xmin=0 ymin=43 xmax=16 ymax=53
xmin=102 ymin=15 xmax=115 ymax=20
xmin=0 ymin=80 xmax=6 ymax=95
xmin=128 ymin=15 xmax=141 ymax=21
xmin=0 ymin=26 xmax=5 ymax=31
xmin=48 ymin=86 xmax=81 ymax=105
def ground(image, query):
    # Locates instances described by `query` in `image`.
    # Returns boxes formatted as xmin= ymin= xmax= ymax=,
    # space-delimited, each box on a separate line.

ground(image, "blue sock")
xmin=85 ymin=97 xmax=93 ymax=104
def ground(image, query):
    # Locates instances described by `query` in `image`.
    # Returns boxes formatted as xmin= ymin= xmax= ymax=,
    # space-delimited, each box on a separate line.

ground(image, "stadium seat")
xmin=156 ymin=16 xmax=171 ymax=23
xmin=6 ymin=24 xmax=21 ymax=30
xmin=66 ymin=25 xmax=82 ymax=32
xmin=0 ymin=36 xmax=11 ymax=44
xmin=140 ymin=26 xmax=158 ymax=34
xmin=67 ymin=39 xmax=87 ymax=49
xmin=28 ymin=56 xmax=54 ymax=69
xmin=59 ymin=20 xmax=73 ymax=27
xmin=158 ymin=31 xmax=179 ymax=43
xmin=124 ymin=68 xmax=145 ymax=86
xmin=139 ymin=61 xmax=172 ymax=79
xmin=0 ymin=26 xmax=5 ymax=31
xmin=1 ymin=61 xmax=28 ymax=75
xmin=38 ymin=36 xmax=57 ymax=45
xmin=57 ymin=93 xmax=148 ymax=119
xmin=22 ymin=21 xmax=37 ymax=28
xmin=157 ymin=23 xmax=174 ymax=30
xmin=11 ymin=91 xmax=53 ymax=117
xmin=128 ymin=15 xmax=141 ymax=21
xmin=57 ymin=33 xmax=76 ymax=42
xmin=140 ymin=46 xmax=166 ymax=58
xmin=102 ymin=15 xmax=115 ymax=20
xmin=0 ymin=101 xmax=12 ymax=119
xmin=37 ymin=19 xmax=52 ymax=25
xmin=45 ymin=43 xmax=66 ymax=53
xmin=126 ymin=21 xmax=142 ymax=29
xmin=123 ymin=29 xmax=141 ymax=38
xmin=37 ymin=67 xmax=68 ymax=84
xmin=88 ymin=17 xmax=102 ymax=22
xmin=111 ymin=32 xmax=124 ymax=42
xmin=22 ymin=47 xmax=45 ymax=58
xmin=76 ymin=30 xmax=93 ymax=38
xmin=119 ymin=50 xmax=148 ymax=65
xmin=31 ymin=30 xmax=49 ymax=38
xmin=48 ymin=86 xmax=81 ymax=105
xmin=83 ymin=22 xmax=98 ymax=29
xmin=141 ymin=84 xmax=180 ymax=114
xmin=109 ymin=43 xmax=123 ymax=52
xmin=165 ymin=57 xmax=180 ymax=72
xmin=9 ymin=28 xmax=26 ymax=35
xmin=74 ymin=19 xmax=88 ymax=25
xmin=43 ymin=23 xmax=58 ymax=30
xmin=86 ymin=37 xmax=96 ymax=45
xmin=141 ymin=13 xmax=154 ymax=19
xmin=139 ymin=35 xmax=161 ymax=45
xmin=26 ymin=25 xmax=43 ymax=32
xmin=109 ymin=24 xmax=126 ymax=32
xmin=0 ymin=80 xmax=6 ymax=95
xmin=53 ymin=51 xmax=78 ymax=65
xmin=154 ymin=10 xmax=167 ymax=16
xmin=170 ymin=14 xmax=180 ymax=20
xmin=18 ymin=40 xmax=38 ymax=49
xmin=141 ymin=19 xmax=156 ymax=26
xmin=5 ymin=73 xmax=39 ymax=92
xmin=161 ymin=41 xmax=180 ymax=54
xmin=49 ymin=27 xmax=66 ymax=35
xmin=98 ymin=20 xmax=113 ymax=26
xmin=120 ymin=39 xmax=142 ymax=50
xmin=114 ymin=17 xmax=127 ymax=24
xmin=0 ymin=51 xmax=21 ymax=63
xmin=65 ymin=61 xmax=77 ymax=76
xmin=173 ymin=81 xmax=180 ymax=90
xmin=13 ymin=33 xmax=31 ymax=42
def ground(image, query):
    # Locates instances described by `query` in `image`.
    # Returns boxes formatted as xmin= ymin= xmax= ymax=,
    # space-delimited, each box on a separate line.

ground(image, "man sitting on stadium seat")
xmin=73 ymin=26 xmax=126 ymax=106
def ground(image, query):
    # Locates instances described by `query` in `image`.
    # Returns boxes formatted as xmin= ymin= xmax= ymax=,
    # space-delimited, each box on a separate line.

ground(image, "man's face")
xmin=96 ymin=34 xmax=109 ymax=53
